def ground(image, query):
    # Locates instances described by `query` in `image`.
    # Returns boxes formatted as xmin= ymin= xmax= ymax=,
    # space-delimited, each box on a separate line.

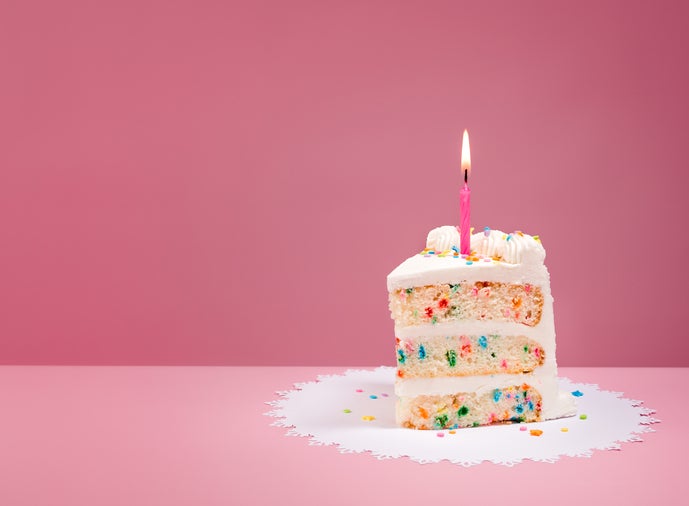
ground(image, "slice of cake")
xmin=388 ymin=225 xmax=576 ymax=429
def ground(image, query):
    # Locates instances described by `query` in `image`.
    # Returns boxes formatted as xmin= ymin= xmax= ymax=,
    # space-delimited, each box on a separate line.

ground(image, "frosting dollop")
xmin=425 ymin=226 xmax=545 ymax=264
xmin=426 ymin=226 xmax=461 ymax=252
xmin=470 ymin=229 xmax=545 ymax=264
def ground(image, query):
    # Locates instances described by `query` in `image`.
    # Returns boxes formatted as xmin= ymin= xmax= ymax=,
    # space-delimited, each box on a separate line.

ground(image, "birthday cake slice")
xmin=388 ymin=225 xmax=576 ymax=429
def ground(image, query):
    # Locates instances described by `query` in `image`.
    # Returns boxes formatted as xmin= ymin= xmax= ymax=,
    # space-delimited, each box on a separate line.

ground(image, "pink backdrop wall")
xmin=1 ymin=1 xmax=687 ymax=366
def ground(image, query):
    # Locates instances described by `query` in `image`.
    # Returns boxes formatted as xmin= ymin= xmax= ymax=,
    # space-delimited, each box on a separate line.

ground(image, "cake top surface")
xmin=387 ymin=227 xmax=548 ymax=291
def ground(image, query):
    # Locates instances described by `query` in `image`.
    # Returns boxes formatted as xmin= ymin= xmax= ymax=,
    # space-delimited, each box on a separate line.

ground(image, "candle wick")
xmin=464 ymin=170 xmax=468 ymax=184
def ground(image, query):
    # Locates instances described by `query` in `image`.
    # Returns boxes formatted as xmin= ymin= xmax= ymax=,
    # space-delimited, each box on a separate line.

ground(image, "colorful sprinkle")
xmin=369 ymin=395 xmax=378 ymax=399
xmin=436 ymin=432 xmax=445 ymax=437
xmin=397 ymin=349 xmax=406 ymax=364
xmin=484 ymin=227 xmax=491 ymax=237
xmin=446 ymin=349 xmax=457 ymax=367
xmin=424 ymin=307 xmax=433 ymax=318
xmin=579 ymin=414 xmax=588 ymax=420
xmin=418 ymin=345 xmax=427 ymax=360
xmin=478 ymin=336 xmax=488 ymax=348
xmin=450 ymin=283 xmax=460 ymax=294
xmin=451 ymin=245 xmax=459 ymax=254
xmin=530 ymin=429 xmax=543 ymax=437
xmin=405 ymin=288 xmax=413 ymax=295
xmin=361 ymin=416 xmax=376 ymax=422
xmin=520 ymin=426 xmax=528 ymax=431
xmin=492 ymin=389 xmax=503 ymax=403
xmin=381 ymin=393 xmax=389 ymax=397
xmin=561 ymin=427 xmax=569 ymax=432
xmin=343 ymin=409 xmax=351 ymax=413
xmin=355 ymin=389 xmax=363 ymax=393
xmin=571 ymin=390 xmax=584 ymax=397
xmin=457 ymin=405 xmax=469 ymax=417
xmin=434 ymin=414 xmax=449 ymax=428
xmin=466 ymin=260 xmax=473 ymax=265
xmin=449 ymin=430 xmax=457 ymax=434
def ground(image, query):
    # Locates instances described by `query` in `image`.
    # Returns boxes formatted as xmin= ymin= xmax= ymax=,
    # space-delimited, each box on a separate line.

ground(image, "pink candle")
xmin=460 ymin=182 xmax=471 ymax=254
xmin=460 ymin=130 xmax=471 ymax=255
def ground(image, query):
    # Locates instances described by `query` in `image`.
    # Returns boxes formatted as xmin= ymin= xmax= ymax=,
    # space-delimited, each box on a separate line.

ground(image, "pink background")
xmin=0 ymin=366 xmax=681 ymax=505
xmin=1 ymin=0 xmax=688 ymax=366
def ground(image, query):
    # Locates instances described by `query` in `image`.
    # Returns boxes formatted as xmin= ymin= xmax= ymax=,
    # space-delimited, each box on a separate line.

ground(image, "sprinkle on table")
xmin=355 ymin=389 xmax=363 ymax=393
xmin=361 ymin=415 xmax=376 ymax=422
xmin=449 ymin=430 xmax=457 ymax=434
xmin=343 ymin=409 xmax=351 ymax=414
xmin=561 ymin=427 xmax=569 ymax=432
xmin=369 ymin=395 xmax=378 ymax=399
xmin=529 ymin=429 xmax=543 ymax=437
xmin=580 ymin=414 xmax=588 ymax=420
xmin=571 ymin=390 xmax=584 ymax=397
xmin=436 ymin=432 xmax=445 ymax=438
xmin=519 ymin=426 xmax=528 ymax=431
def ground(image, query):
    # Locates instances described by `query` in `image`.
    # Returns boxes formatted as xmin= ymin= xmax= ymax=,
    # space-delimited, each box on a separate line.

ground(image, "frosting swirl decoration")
xmin=470 ymin=228 xmax=545 ymax=264
xmin=426 ymin=226 xmax=461 ymax=252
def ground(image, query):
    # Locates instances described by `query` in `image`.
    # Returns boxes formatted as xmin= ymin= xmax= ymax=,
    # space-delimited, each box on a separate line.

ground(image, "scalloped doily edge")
xmin=264 ymin=367 xmax=660 ymax=467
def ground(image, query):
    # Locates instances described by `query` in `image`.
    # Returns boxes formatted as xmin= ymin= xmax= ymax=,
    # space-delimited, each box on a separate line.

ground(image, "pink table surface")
xmin=0 ymin=366 xmax=683 ymax=505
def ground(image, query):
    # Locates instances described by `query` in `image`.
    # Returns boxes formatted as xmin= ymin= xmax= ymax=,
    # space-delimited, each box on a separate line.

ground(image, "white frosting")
xmin=388 ymin=227 xmax=575 ymax=422
xmin=472 ymin=229 xmax=545 ymax=264
xmin=426 ymin=226 xmax=461 ymax=252
xmin=388 ymin=229 xmax=546 ymax=292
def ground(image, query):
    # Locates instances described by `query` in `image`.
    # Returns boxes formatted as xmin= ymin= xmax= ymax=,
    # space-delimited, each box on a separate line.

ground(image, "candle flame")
xmin=461 ymin=129 xmax=471 ymax=176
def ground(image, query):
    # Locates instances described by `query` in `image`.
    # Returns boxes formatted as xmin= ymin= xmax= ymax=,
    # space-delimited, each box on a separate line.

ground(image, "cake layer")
xmin=389 ymin=282 xmax=544 ymax=327
xmin=396 ymin=384 xmax=542 ymax=429
xmin=396 ymin=334 xmax=545 ymax=378
xmin=395 ymin=369 xmax=577 ymax=421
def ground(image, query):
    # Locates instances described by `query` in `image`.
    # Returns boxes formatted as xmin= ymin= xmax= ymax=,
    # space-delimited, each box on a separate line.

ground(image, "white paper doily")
xmin=265 ymin=366 xmax=659 ymax=466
